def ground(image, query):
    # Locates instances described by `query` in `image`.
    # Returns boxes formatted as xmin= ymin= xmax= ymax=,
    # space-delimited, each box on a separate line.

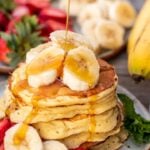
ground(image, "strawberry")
xmin=12 ymin=6 xmax=30 ymax=18
xmin=15 ymin=0 xmax=51 ymax=14
xmin=0 ymin=38 xmax=10 ymax=63
xmin=41 ymin=20 xmax=66 ymax=37
xmin=6 ymin=18 xmax=20 ymax=33
xmin=0 ymin=143 xmax=4 ymax=150
xmin=0 ymin=11 xmax=9 ymax=31
xmin=0 ymin=118 xmax=11 ymax=144
xmin=39 ymin=7 xmax=67 ymax=23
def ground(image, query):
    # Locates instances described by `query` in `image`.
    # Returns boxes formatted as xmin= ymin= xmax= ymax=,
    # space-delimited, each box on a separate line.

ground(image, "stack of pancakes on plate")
xmin=4 ymin=31 xmax=128 ymax=149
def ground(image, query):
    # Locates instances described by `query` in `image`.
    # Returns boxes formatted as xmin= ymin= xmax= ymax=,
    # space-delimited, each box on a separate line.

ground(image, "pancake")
xmin=61 ymin=103 xmax=124 ymax=149
xmin=90 ymin=127 xmax=128 ymax=150
xmin=9 ymin=92 xmax=117 ymax=123
xmin=4 ymin=56 xmax=125 ymax=150
xmin=33 ymin=107 xmax=119 ymax=140
xmin=9 ymin=59 xmax=118 ymax=107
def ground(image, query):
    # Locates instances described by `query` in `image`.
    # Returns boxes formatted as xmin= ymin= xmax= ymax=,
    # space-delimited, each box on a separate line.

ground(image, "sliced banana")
xmin=26 ymin=42 xmax=51 ymax=64
xmin=4 ymin=123 xmax=43 ymax=150
xmin=43 ymin=141 xmax=68 ymax=150
xmin=63 ymin=46 xmax=100 ymax=91
xmin=97 ymin=0 xmax=113 ymax=19
xmin=95 ymin=19 xmax=125 ymax=50
xmin=50 ymin=30 xmax=93 ymax=51
xmin=81 ymin=19 xmax=101 ymax=54
xmin=59 ymin=0 xmax=83 ymax=16
xmin=109 ymin=0 xmax=136 ymax=28
xmin=78 ymin=3 xmax=101 ymax=24
xmin=26 ymin=46 xmax=65 ymax=88
xmin=59 ymin=0 xmax=95 ymax=16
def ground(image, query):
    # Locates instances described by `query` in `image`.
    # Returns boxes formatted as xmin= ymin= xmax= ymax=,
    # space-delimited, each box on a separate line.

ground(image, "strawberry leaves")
xmin=0 ymin=16 xmax=46 ymax=68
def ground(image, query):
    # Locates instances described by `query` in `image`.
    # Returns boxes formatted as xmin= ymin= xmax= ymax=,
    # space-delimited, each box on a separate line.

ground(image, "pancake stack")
xmin=5 ymin=30 xmax=127 ymax=149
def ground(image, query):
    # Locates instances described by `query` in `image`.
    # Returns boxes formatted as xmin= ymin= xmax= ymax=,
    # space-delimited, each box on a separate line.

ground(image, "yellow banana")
xmin=128 ymin=0 xmax=150 ymax=80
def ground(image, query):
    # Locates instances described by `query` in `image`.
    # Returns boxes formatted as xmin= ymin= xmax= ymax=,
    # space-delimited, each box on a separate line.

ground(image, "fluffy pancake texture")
xmin=5 ymin=58 xmax=124 ymax=149
xmin=3 ymin=33 xmax=126 ymax=149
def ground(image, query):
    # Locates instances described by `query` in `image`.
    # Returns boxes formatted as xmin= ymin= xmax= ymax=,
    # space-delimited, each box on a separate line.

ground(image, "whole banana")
xmin=128 ymin=0 xmax=150 ymax=80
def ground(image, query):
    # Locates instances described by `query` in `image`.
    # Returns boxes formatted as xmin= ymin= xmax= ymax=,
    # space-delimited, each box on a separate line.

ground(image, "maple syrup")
xmin=26 ymin=54 xmax=64 ymax=75
xmin=65 ymin=55 xmax=95 ymax=86
xmin=13 ymin=123 xmax=28 ymax=145
xmin=65 ymin=0 xmax=71 ymax=40
xmin=88 ymin=95 xmax=97 ymax=141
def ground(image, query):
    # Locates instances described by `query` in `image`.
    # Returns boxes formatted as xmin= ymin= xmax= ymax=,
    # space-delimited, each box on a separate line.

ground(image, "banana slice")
xmin=43 ymin=141 xmax=68 ymax=150
xmin=94 ymin=19 xmax=125 ymax=50
xmin=78 ymin=3 xmax=101 ymax=24
xmin=50 ymin=30 xmax=93 ymax=51
xmin=26 ymin=42 xmax=51 ymax=64
xmin=59 ymin=0 xmax=83 ymax=16
xmin=4 ymin=123 xmax=43 ymax=150
xmin=81 ymin=19 xmax=101 ymax=54
xmin=63 ymin=46 xmax=100 ymax=91
xmin=59 ymin=0 xmax=95 ymax=16
xmin=97 ymin=0 xmax=113 ymax=19
xmin=109 ymin=0 xmax=136 ymax=28
xmin=26 ymin=46 xmax=65 ymax=88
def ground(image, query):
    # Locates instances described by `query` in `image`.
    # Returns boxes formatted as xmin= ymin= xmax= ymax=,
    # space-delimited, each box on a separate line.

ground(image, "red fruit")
xmin=39 ymin=7 xmax=67 ymax=23
xmin=0 ymin=11 xmax=9 ymax=31
xmin=6 ymin=18 xmax=20 ymax=33
xmin=15 ymin=0 xmax=51 ymax=14
xmin=41 ymin=20 xmax=66 ymax=37
xmin=0 ymin=143 xmax=4 ymax=150
xmin=12 ymin=6 xmax=30 ymax=18
xmin=0 ymin=118 xmax=11 ymax=144
xmin=0 ymin=39 xmax=10 ymax=63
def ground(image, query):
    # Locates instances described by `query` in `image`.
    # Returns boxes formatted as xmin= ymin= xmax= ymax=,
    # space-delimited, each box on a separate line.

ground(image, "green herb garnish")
xmin=118 ymin=93 xmax=150 ymax=144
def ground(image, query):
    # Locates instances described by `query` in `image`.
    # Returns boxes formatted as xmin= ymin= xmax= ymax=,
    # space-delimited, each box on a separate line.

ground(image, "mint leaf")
xmin=118 ymin=93 xmax=150 ymax=144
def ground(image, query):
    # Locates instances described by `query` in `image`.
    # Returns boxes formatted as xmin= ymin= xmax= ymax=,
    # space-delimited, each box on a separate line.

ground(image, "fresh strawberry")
xmin=0 ymin=38 xmax=10 ymax=63
xmin=46 ymin=20 xmax=66 ymax=31
xmin=6 ymin=18 xmax=20 ymax=33
xmin=12 ymin=6 xmax=30 ymax=18
xmin=15 ymin=0 xmax=51 ymax=14
xmin=0 ymin=118 xmax=11 ymax=144
xmin=39 ymin=7 xmax=67 ymax=23
xmin=0 ymin=11 xmax=9 ymax=31
xmin=41 ymin=20 xmax=66 ymax=37
xmin=0 ymin=143 xmax=4 ymax=150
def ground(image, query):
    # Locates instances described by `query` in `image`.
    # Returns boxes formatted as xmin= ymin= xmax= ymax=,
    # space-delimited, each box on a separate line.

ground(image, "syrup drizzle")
xmin=65 ymin=0 xmax=71 ymax=40
xmin=88 ymin=95 xmax=97 ymax=141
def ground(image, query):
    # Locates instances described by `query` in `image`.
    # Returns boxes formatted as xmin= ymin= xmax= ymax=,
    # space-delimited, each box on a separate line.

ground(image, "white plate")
xmin=0 ymin=81 xmax=150 ymax=150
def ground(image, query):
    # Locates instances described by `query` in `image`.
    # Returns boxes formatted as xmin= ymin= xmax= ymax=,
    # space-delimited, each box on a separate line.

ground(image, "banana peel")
xmin=128 ymin=0 xmax=150 ymax=81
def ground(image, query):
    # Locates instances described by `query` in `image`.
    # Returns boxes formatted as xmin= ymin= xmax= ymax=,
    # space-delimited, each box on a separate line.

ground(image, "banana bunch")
xmin=128 ymin=0 xmax=150 ymax=80
xmin=78 ymin=0 xmax=136 ymax=55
